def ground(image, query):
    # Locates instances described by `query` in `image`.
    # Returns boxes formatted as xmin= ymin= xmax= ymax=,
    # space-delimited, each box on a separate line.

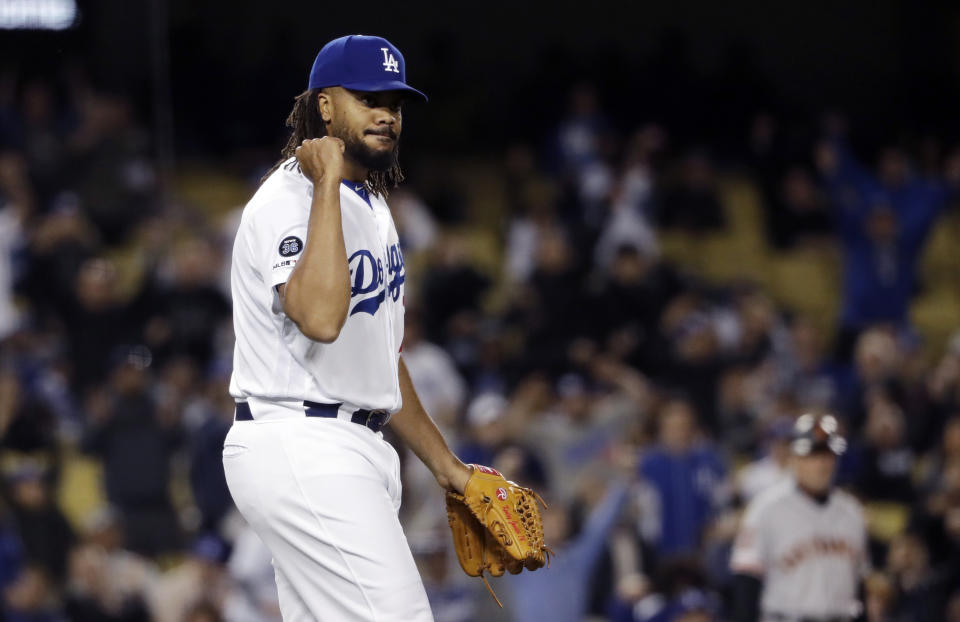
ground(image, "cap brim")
xmin=341 ymin=80 xmax=428 ymax=102
xmin=792 ymin=439 xmax=844 ymax=456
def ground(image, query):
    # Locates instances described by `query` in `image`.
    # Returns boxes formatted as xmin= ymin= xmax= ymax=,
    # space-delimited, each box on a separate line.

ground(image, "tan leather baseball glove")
xmin=445 ymin=464 xmax=551 ymax=606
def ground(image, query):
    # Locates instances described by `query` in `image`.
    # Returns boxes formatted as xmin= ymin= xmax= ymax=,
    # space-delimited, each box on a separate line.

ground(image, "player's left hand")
xmin=445 ymin=464 xmax=551 ymax=607
xmin=436 ymin=459 xmax=472 ymax=494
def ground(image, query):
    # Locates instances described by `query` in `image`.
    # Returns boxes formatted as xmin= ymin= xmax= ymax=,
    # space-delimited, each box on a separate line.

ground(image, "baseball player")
xmin=222 ymin=35 xmax=472 ymax=621
xmin=730 ymin=414 xmax=868 ymax=622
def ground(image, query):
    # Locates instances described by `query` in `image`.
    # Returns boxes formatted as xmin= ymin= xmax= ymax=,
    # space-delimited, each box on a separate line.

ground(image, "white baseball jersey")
xmin=730 ymin=480 xmax=868 ymax=619
xmin=229 ymin=157 xmax=405 ymax=412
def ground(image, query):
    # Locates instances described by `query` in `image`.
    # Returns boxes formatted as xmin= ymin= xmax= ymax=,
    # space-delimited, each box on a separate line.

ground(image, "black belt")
xmin=234 ymin=401 xmax=390 ymax=433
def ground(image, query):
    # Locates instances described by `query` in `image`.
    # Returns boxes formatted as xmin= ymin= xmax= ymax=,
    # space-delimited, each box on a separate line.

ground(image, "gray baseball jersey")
xmin=730 ymin=480 xmax=868 ymax=619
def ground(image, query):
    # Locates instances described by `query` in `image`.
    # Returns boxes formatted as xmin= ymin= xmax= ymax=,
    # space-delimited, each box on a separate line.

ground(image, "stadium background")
xmin=2 ymin=1 xmax=960 ymax=620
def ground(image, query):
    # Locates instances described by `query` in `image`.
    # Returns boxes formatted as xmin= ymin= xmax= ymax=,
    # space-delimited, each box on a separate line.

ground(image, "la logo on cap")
xmin=381 ymin=48 xmax=400 ymax=73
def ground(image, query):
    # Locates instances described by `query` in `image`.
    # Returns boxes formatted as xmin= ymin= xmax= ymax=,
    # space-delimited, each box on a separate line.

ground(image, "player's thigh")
xmin=272 ymin=562 xmax=313 ymax=622
xmin=266 ymin=474 xmax=432 ymax=622
xmin=223 ymin=423 xmax=430 ymax=621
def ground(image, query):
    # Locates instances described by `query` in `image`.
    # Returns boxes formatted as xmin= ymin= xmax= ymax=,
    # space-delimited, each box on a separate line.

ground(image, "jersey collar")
xmin=795 ymin=481 xmax=832 ymax=506
xmin=342 ymin=179 xmax=372 ymax=208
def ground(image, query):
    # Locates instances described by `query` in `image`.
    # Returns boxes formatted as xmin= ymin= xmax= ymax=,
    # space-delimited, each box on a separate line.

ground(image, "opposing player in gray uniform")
xmin=731 ymin=414 xmax=869 ymax=622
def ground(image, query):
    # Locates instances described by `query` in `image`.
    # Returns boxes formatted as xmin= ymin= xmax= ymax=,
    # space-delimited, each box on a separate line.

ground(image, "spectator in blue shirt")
xmin=640 ymin=399 xmax=728 ymax=558
xmin=815 ymin=121 xmax=953 ymax=359
xmin=505 ymin=478 xmax=630 ymax=622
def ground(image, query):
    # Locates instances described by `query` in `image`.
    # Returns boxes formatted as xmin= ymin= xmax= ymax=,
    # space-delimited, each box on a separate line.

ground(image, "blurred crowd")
xmin=0 ymin=68 xmax=959 ymax=622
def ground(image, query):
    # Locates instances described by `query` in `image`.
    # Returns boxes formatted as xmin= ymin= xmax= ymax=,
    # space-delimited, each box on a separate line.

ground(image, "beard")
xmin=332 ymin=126 xmax=399 ymax=173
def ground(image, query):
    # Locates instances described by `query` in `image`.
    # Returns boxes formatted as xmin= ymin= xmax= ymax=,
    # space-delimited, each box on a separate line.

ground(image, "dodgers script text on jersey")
xmin=229 ymin=157 xmax=405 ymax=412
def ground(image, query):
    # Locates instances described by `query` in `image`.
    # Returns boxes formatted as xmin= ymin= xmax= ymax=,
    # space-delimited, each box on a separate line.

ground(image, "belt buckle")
xmin=367 ymin=409 xmax=389 ymax=431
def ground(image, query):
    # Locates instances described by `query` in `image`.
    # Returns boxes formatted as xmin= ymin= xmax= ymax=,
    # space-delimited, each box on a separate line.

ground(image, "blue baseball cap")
xmin=308 ymin=35 xmax=427 ymax=102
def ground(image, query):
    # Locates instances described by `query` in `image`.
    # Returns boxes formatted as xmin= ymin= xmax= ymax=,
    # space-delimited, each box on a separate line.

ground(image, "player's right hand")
xmin=296 ymin=137 xmax=345 ymax=184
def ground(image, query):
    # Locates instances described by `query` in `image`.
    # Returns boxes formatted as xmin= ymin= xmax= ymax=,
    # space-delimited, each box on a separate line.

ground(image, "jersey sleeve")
xmin=254 ymin=197 xmax=309 ymax=291
xmin=730 ymin=499 xmax=767 ymax=576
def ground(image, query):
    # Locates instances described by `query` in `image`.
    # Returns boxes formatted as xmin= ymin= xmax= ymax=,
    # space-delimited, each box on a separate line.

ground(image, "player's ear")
xmin=317 ymin=90 xmax=333 ymax=125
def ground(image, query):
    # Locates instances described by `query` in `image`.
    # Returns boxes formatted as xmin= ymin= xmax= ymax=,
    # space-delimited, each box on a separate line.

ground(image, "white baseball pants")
xmin=222 ymin=412 xmax=433 ymax=622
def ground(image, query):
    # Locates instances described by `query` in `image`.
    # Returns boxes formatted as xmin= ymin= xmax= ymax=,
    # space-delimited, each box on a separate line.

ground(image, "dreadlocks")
xmin=261 ymin=89 xmax=404 ymax=197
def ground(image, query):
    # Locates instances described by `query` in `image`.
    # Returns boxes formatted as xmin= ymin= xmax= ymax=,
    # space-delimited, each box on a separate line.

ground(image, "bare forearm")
xmin=283 ymin=178 xmax=350 ymax=341
xmin=390 ymin=358 xmax=471 ymax=493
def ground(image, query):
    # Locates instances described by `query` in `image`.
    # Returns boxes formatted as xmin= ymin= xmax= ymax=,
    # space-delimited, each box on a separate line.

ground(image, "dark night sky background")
xmin=4 ymin=0 xmax=960 ymax=162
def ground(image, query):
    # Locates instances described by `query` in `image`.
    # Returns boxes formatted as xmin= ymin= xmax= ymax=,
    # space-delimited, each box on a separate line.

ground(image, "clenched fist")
xmin=295 ymin=137 xmax=345 ymax=184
